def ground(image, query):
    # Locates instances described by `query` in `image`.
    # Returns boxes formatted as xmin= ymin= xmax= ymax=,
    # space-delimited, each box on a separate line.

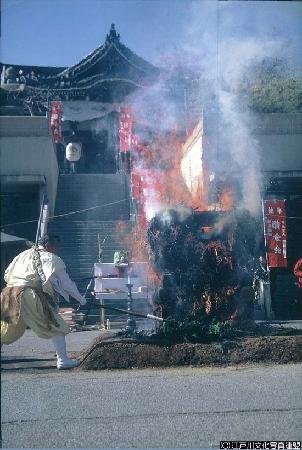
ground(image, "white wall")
xmin=181 ymin=134 xmax=203 ymax=197
xmin=0 ymin=134 xmax=58 ymax=214
xmin=180 ymin=121 xmax=204 ymax=208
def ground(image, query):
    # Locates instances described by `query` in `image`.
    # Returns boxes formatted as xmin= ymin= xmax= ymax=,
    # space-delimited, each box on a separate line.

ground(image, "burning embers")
xmin=130 ymin=120 xmax=238 ymax=230
xmin=147 ymin=208 xmax=258 ymax=323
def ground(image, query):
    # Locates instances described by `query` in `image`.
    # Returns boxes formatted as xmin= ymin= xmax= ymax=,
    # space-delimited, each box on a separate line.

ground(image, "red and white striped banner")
xmin=119 ymin=107 xmax=133 ymax=152
xmin=50 ymin=101 xmax=63 ymax=143
xmin=131 ymin=172 xmax=143 ymax=200
xmin=263 ymin=199 xmax=287 ymax=268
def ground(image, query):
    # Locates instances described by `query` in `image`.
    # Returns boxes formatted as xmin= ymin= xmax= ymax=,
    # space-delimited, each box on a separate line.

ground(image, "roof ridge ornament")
xmin=106 ymin=23 xmax=120 ymax=44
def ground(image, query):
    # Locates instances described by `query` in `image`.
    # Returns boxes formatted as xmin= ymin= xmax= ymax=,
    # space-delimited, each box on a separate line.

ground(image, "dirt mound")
xmin=74 ymin=335 xmax=302 ymax=370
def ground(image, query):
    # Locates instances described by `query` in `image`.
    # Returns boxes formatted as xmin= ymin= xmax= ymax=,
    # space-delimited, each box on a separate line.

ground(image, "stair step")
xmin=52 ymin=173 xmax=133 ymax=324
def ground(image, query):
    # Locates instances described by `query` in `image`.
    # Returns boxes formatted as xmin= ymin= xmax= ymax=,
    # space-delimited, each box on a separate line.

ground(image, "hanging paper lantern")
xmin=66 ymin=142 xmax=82 ymax=162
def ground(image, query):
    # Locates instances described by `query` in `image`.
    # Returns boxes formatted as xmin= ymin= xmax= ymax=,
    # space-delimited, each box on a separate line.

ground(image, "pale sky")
xmin=1 ymin=0 xmax=302 ymax=69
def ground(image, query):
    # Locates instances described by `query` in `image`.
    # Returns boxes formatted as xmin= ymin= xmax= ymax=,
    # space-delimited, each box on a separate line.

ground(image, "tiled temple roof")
xmin=58 ymin=24 xmax=158 ymax=81
xmin=0 ymin=24 xmax=160 ymax=104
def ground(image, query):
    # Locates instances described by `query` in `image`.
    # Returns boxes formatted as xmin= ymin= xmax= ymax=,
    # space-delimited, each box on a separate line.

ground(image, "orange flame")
xmin=220 ymin=186 xmax=234 ymax=211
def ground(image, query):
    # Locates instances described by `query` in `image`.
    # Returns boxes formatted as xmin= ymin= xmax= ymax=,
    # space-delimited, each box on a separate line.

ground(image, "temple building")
xmin=1 ymin=24 xmax=160 ymax=174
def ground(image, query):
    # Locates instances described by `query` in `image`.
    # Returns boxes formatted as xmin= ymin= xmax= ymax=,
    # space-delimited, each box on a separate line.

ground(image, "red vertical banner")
xmin=263 ymin=199 xmax=287 ymax=268
xmin=130 ymin=134 xmax=139 ymax=170
xmin=50 ymin=101 xmax=63 ymax=143
xmin=131 ymin=172 xmax=143 ymax=199
xmin=131 ymin=134 xmax=139 ymax=147
xmin=119 ymin=107 xmax=133 ymax=152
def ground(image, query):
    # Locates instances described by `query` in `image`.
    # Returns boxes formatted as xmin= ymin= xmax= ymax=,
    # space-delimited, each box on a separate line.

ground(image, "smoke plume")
xmin=127 ymin=1 xmax=291 ymax=220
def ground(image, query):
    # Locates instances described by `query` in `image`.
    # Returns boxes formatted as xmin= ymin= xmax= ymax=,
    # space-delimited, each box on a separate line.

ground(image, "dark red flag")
xmin=263 ymin=199 xmax=287 ymax=268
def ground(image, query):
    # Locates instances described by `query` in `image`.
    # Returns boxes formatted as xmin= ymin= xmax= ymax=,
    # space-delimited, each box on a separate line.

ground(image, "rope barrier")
xmin=2 ymin=209 xmax=302 ymax=228
xmin=1 ymin=198 xmax=132 ymax=228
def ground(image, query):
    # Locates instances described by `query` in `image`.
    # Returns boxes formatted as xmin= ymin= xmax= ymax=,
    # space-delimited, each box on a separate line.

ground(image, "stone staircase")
xmin=53 ymin=173 xmax=130 ymax=221
xmin=49 ymin=173 xmax=132 ymax=293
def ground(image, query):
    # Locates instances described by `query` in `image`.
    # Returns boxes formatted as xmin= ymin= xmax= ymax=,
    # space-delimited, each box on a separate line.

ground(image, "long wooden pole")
xmin=35 ymin=194 xmax=45 ymax=246
xmin=78 ymin=298 xmax=164 ymax=322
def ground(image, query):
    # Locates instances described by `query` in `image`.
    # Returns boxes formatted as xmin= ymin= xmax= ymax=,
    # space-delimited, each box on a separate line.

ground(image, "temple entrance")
xmin=80 ymin=137 xmax=116 ymax=174
xmin=61 ymin=115 xmax=118 ymax=174
xmin=58 ymin=138 xmax=118 ymax=173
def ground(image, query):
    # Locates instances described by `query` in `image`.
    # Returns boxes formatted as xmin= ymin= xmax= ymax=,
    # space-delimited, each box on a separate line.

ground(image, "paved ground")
xmin=256 ymin=320 xmax=302 ymax=330
xmin=1 ymin=363 xmax=302 ymax=448
xmin=1 ymin=329 xmax=102 ymax=370
xmin=1 ymin=328 xmax=302 ymax=448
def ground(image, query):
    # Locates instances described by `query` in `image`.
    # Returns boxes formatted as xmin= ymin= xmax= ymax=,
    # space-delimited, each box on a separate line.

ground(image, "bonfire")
xmin=147 ymin=208 xmax=258 ymax=331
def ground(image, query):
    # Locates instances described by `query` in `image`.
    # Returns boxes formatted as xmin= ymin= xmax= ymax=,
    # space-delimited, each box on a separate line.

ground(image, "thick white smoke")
xmin=214 ymin=36 xmax=285 ymax=214
xmin=183 ymin=2 xmax=287 ymax=215
xmin=127 ymin=1 xmax=294 ymax=219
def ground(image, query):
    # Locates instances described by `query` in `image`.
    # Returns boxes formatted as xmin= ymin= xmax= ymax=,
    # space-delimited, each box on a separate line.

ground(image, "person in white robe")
xmin=1 ymin=234 xmax=87 ymax=369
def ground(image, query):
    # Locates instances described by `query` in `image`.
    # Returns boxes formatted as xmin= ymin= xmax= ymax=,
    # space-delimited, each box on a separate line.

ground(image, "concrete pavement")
xmin=1 ymin=329 xmax=302 ymax=448
xmin=1 ymin=329 xmax=102 ymax=371
xmin=1 ymin=363 xmax=302 ymax=448
xmin=256 ymin=320 xmax=302 ymax=330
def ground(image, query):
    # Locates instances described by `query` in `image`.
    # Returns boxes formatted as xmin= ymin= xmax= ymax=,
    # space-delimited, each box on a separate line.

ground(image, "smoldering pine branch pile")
xmin=148 ymin=209 xmax=260 ymax=322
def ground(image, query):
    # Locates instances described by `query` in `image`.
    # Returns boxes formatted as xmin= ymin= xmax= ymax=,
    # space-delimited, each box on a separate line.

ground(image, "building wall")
xmin=204 ymin=113 xmax=302 ymax=173
xmin=0 ymin=117 xmax=59 ymax=214
xmin=257 ymin=134 xmax=302 ymax=171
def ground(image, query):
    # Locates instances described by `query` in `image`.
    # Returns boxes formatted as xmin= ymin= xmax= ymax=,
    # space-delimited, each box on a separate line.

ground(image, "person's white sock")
xmin=51 ymin=335 xmax=79 ymax=369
